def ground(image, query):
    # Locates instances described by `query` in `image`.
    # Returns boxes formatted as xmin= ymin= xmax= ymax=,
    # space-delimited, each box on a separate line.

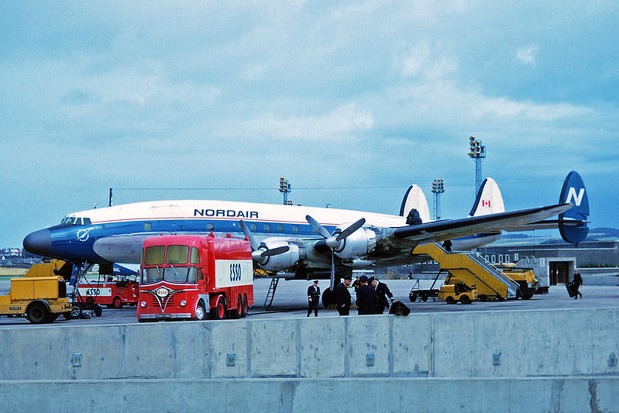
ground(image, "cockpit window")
xmin=60 ymin=216 xmax=92 ymax=226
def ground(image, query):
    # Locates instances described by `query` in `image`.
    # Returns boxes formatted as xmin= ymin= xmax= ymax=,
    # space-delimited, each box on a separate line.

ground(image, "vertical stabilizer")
xmin=399 ymin=184 xmax=431 ymax=223
xmin=468 ymin=178 xmax=505 ymax=217
xmin=559 ymin=171 xmax=589 ymax=243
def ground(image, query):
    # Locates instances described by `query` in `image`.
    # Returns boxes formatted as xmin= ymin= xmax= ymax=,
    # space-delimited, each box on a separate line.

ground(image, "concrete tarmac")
xmin=1 ymin=278 xmax=617 ymax=327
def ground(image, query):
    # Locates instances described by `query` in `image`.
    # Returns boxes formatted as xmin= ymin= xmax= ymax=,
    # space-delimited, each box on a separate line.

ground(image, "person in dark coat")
xmin=334 ymin=275 xmax=352 ymax=316
xmin=572 ymin=270 xmax=583 ymax=299
xmin=371 ymin=277 xmax=394 ymax=314
xmin=307 ymin=280 xmax=320 ymax=316
xmin=356 ymin=275 xmax=377 ymax=315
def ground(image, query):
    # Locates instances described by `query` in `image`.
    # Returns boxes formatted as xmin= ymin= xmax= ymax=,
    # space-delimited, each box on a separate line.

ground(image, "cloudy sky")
xmin=1 ymin=1 xmax=618 ymax=247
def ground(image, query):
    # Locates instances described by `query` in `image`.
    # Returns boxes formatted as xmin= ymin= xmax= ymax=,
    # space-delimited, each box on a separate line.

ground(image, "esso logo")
xmin=229 ymin=263 xmax=242 ymax=282
xmin=156 ymin=287 xmax=169 ymax=298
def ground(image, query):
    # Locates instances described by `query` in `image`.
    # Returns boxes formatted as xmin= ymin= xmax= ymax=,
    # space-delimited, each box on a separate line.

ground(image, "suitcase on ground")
xmin=566 ymin=282 xmax=575 ymax=298
xmin=389 ymin=300 xmax=410 ymax=316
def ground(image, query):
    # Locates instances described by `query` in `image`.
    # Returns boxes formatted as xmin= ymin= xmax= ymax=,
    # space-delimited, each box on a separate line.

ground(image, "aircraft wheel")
xmin=211 ymin=296 xmax=227 ymax=320
xmin=195 ymin=301 xmax=207 ymax=321
xmin=321 ymin=289 xmax=335 ymax=308
xmin=26 ymin=302 xmax=48 ymax=324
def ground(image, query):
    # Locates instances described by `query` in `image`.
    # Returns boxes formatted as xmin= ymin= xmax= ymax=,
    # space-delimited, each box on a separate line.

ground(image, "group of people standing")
xmin=333 ymin=274 xmax=395 ymax=316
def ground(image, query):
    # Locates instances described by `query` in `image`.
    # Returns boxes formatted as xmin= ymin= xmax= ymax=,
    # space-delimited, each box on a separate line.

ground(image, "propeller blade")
xmin=306 ymin=215 xmax=331 ymax=239
xmin=261 ymin=245 xmax=290 ymax=257
xmin=329 ymin=250 xmax=335 ymax=291
xmin=336 ymin=218 xmax=366 ymax=241
xmin=239 ymin=220 xmax=259 ymax=251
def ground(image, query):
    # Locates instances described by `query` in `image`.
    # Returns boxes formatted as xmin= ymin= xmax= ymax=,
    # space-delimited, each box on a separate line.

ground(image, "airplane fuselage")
xmin=23 ymin=199 xmax=500 ymax=272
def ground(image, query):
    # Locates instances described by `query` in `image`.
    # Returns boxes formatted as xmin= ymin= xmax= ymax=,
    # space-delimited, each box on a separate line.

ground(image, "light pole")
xmin=468 ymin=136 xmax=486 ymax=196
xmin=279 ymin=177 xmax=292 ymax=205
xmin=432 ymin=179 xmax=445 ymax=220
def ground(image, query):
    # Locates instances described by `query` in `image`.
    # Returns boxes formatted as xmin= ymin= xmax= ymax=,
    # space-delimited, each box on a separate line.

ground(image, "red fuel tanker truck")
xmin=137 ymin=234 xmax=254 ymax=322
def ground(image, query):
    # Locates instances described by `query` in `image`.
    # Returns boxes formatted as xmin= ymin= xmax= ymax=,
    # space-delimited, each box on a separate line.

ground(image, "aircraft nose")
xmin=23 ymin=229 xmax=52 ymax=257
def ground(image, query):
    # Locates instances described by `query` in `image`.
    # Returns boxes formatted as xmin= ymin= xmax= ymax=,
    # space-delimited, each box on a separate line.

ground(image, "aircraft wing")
xmin=390 ymin=203 xmax=573 ymax=244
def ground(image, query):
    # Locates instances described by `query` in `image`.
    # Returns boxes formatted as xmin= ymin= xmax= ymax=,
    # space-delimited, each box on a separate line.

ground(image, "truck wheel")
xmin=94 ymin=305 xmax=103 ymax=317
xmin=460 ymin=295 xmax=471 ymax=304
xmin=211 ymin=296 xmax=227 ymax=320
xmin=26 ymin=302 xmax=48 ymax=324
xmin=445 ymin=297 xmax=456 ymax=305
xmin=241 ymin=294 xmax=248 ymax=318
xmin=229 ymin=294 xmax=242 ymax=319
xmin=195 ymin=301 xmax=207 ymax=320
xmin=113 ymin=297 xmax=123 ymax=309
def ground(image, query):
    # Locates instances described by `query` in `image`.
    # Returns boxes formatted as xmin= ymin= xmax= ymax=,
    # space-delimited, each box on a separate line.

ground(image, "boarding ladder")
xmin=412 ymin=243 xmax=520 ymax=300
xmin=263 ymin=277 xmax=280 ymax=310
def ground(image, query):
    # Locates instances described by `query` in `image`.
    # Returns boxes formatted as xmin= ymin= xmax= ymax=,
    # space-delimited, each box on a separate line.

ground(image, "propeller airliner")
xmin=23 ymin=171 xmax=589 ymax=291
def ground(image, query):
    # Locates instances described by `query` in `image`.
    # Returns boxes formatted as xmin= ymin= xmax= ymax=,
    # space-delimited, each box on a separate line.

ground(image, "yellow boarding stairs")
xmin=412 ymin=243 xmax=520 ymax=300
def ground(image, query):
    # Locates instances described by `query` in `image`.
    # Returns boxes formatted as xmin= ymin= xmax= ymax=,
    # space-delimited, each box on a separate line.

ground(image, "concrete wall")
xmin=1 ymin=308 xmax=618 ymax=411
xmin=1 ymin=377 xmax=618 ymax=413
xmin=1 ymin=308 xmax=618 ymax=381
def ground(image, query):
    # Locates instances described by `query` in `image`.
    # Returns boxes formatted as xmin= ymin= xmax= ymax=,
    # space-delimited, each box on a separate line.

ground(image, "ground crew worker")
xmin=334 ymin=275 xmax=352 ymax=315
xmin=307 ymin=280 xmax=320 ymax=316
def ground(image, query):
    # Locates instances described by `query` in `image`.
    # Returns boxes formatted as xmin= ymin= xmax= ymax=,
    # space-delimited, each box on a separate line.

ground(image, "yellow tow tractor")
xmin=438 ymin=276 xmax=478 ymax=304
xmin=0 ymin=260 xmax=72 ymax=324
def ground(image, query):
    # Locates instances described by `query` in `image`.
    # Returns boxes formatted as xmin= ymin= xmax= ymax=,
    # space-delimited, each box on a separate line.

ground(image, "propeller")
xmin=239 ymin=220 xmax=290 ymax=263
xmin=306 ymin=215 xmax=366 ymax=291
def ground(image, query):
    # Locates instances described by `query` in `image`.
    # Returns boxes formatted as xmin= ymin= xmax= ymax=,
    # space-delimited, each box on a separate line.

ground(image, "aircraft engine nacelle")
xmin=333 ymin=227 xmax=376 ymax=261
xmin=254 ymin=240 xmax=301 ymax=273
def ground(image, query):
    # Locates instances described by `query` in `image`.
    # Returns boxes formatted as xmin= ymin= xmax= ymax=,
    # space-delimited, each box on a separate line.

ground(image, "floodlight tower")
xmin=431 ymin=179 xmax=445 ymax=220
xmin=468 ymin=136 xmax=486 ymax=196
xmin=279 ymin=177 xmax=292 ymax=205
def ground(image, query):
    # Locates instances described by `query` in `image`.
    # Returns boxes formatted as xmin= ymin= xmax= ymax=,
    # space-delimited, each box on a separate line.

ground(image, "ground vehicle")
xmin=0 ymin=261 xmax=72 ymax=324
xmin=137 ymin=234 xmax=254 ymax=321
xmin=77 ymin=275 xmax=139 ymax=308
xmin=496 ymin=264 xmax=547 ymax=299
xmin=437 ymin=276 xmax=478 ymax=304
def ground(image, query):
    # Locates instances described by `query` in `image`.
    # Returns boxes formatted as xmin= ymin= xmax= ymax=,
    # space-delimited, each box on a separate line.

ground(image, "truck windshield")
xmin=141 ymin=266 xmax=198 ymax=284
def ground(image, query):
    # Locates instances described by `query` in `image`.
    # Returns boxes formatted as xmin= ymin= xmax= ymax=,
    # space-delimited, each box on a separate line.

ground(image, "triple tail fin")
xmin=468 ymin=178 xmax=505 ymax=217
xmin=558 ymin=171 xmax=589 ymax=243
xmin=399 ymin=184 xmax=431 ymax=223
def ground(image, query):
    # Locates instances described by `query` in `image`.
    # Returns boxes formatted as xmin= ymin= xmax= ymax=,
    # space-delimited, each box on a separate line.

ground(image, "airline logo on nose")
xmin=565 ymin=187 xmax=585 ymax=206
xmin=77 ymin=228 xmax=93 ymax=242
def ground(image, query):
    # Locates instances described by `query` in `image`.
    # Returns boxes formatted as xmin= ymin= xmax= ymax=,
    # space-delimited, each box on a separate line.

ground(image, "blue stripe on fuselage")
xmin=47 ymin=217 xmax=335 ymax=263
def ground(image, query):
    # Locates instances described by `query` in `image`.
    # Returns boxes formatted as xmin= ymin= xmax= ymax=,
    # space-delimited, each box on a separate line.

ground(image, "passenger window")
xmin=263 ymin=224 xmax=271 ymax=232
